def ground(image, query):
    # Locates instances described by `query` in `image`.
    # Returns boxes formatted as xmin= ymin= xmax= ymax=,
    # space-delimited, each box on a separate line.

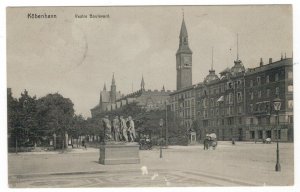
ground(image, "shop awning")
xmin=217 ymin=95 xmax=224 ymax=102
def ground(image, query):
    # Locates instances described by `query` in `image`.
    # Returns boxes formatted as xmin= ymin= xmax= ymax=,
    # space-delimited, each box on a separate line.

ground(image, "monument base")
xmin=99 ymin=142 xmax=140 ymax=165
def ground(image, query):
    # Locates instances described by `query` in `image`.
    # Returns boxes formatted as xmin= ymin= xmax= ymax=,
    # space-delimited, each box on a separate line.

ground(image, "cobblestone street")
xmin=8 ymin=141 xmax=294 ymax=187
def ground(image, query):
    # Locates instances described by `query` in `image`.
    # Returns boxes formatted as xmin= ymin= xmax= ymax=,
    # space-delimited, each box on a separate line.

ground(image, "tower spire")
xmin=177 ymin=14 xmax=192 ymax=55
xmin=141 ymin=75 xmax=145 ymax=90
xmin=110 ymin=73 xmax=116 ymax=103
xmin=103 ymin=82 xmax=106 ymax=91
xmin=112 ymin=72 xmax=115 ymax=85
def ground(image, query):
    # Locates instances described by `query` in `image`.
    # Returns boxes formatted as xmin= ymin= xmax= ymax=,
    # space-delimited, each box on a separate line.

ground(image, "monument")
xmin=99 ymin=115 xmax=140 ymax=165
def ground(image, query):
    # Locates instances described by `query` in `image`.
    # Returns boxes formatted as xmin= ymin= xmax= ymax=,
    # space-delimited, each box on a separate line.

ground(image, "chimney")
xmin=260 ymin=58 xmax=263 ymax=66
xmin=269 ymin=58 xmax=272 ymax=64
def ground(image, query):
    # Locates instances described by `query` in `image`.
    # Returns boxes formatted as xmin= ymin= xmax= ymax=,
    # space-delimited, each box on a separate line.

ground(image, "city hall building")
xmin=169 ymin=17 xmax=293 ymax=142
xmin=91 ymin=74 xmax=170 ymax=118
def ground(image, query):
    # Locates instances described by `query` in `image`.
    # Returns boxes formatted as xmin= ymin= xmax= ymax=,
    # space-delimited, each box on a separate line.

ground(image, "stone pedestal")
xmin=99 ymin=142 xmax=140 ymax=165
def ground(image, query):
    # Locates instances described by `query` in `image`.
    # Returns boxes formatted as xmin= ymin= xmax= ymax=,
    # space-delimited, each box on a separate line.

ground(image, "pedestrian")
xmin=82 ymin=140 xmax=87 ymax=150
xmin=204 ymin=134 xmax=210 ymax=150
xmin=203 ymin=138 xmax=207 ymax=150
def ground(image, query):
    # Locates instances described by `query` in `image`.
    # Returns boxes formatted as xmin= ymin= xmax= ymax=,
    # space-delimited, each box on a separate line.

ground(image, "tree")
xmin=165 ymin=111 xmax=189 ymax=146
xmin=7 ymin=89 xmax=40 ymax=151
xmin=69 ymin=114 xmax=86 ymax=147
xmin=192 ymin=119 xmax=204 ymax=141
xmin=18 ymin=90 xmax=38 ymax=146
xmin=36 ymin=93 xmax=75 ymax=150
xmin=7 ymin=90 xmax=21 ymax=152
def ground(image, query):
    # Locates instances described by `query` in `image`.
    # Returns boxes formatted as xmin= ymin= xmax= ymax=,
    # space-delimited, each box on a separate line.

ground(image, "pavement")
xmin=7 ymin=141 xmax=294 ymax=187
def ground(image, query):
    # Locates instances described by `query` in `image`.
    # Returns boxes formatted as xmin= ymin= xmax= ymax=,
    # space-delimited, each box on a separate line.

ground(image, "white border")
xmin=1 ymin=1 xmax=299 ymax=192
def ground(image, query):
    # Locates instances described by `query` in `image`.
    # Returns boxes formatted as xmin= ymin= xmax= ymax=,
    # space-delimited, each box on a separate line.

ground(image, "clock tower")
xmin=176 ymin=16 xmax=193 ymax=90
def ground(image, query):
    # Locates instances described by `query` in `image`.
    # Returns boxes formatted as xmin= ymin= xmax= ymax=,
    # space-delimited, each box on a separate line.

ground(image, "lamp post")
xmin=273 ymin=97 xmax=281 ymax=172
xmin=165 ymin=101 xmax=168 ymax=147
xmin=159 ymin=118 xmax=164 ymax=158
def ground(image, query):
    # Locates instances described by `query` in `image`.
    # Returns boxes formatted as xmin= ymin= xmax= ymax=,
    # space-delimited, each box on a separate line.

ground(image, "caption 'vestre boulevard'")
xmin=7 ymin=6 xmax=293 ymax=188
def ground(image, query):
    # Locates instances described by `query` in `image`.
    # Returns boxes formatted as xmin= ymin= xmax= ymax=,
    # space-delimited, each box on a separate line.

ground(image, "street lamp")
xmin=273 ymin=97 xmax=281 ymax=172
xmin=159 ymin=118 xmax=164 ymax=158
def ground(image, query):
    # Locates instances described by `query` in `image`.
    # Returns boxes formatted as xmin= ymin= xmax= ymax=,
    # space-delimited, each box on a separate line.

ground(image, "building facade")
xmin=169 ymin=17 xmax=293 ymax=141
xmin=244 ymin=57 xmax=293 ymax=142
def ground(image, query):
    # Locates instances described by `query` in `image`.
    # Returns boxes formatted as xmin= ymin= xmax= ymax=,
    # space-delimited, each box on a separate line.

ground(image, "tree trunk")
xmin=62 ymin=134 xmax=65 ymax=152
xmin=15 ymin=137 xmax=18 ymax=154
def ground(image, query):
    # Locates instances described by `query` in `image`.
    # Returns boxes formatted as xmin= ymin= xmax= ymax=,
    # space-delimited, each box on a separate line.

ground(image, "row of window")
xmin=248 ymin=71 xmax=292 ymax=87
xmin=200 ymin=117 xmax=243 ymax=127
xmin=249 ymin=87 xmax=282 ymax=100
xmin=175 ymin=108 xmax=195 ymax=119
xmin=248 ymin=99 xmax=293 ymax=114
xmin=171 ymin=91 xmax=195 ymax=102
xmin=170 ymin=99 xmax=195 ymax=111
xmin=196 ymin=80 xmax=244 ymax=98
xmin=249 ymin=130 xmax=280 ymax=139
xmin=197 ymin=92 xmax=243 ymax=109
xmin=249 ymin=101 xmax=270 ymax=113
xmin=197 ymin=105 xmax=243 ymax=118
xmin=198 ymin=115 xmax=293 ymax=129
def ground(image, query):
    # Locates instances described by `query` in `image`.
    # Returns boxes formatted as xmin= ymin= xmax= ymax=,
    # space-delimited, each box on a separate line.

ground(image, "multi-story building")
xmin=169 ymin=16 xmax=293 ymax=142
xmin=244 ymin=57 xmax=293 ymax=142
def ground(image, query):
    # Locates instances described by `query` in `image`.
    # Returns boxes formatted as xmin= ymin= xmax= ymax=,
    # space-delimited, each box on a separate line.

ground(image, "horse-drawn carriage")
xmin=204 ymin=133 xmax=218 ymax=150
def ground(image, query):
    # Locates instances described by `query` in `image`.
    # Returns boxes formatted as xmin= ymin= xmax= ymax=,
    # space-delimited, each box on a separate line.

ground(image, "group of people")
xmin=102 ymin=115 xmax=136 ymax=142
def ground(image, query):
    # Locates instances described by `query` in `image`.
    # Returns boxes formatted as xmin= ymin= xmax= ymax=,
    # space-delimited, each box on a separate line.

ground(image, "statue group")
xmin=102 ymin=115 xmax=136 ymax=143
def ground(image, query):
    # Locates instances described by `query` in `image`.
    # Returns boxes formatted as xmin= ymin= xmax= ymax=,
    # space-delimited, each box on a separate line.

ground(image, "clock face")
xmin=183 ymin=56 xmax=191 ymax=67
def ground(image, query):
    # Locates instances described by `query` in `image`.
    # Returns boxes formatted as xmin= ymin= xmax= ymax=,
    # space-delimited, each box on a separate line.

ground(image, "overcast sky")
xmin=7 ymin=5 xmax=292 ymax=118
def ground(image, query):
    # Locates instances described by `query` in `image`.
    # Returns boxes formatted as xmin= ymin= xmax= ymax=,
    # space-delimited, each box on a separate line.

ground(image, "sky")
xmin=6 ymin=5 xmax=293 ymax=118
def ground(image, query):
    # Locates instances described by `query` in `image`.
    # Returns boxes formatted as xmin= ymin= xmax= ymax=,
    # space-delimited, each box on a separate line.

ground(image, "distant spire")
xmin=112 ymin=73 xmax=115 ymax=85
xmin=162 ymin=85 xmax=165 ymax=91
xmin=182 ymin=8 xmax=184 ymax=19
xmin=103 ymin=83 xmax=106 ymax=91
xmin=281 ymin=52 xmax=283 ymax=60
xmin=285 ymin=52 xmax=287 ymax=59
xmin=141 ymin=75 xmax=145 ymax=90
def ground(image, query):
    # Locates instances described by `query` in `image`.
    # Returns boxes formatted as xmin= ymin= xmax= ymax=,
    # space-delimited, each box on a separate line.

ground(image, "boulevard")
xmin=8 ymin=141 xmax=293 ymax=187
